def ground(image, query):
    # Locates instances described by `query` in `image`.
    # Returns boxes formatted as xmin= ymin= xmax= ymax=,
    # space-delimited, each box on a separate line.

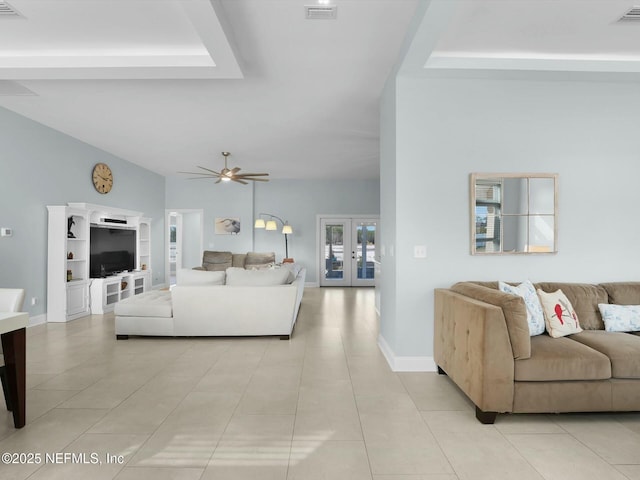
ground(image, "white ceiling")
xmin=0 ymin=0 xmax=418 ymax=179
xmin=427 ymin=1 xmax=640 ymax=72
xmin=0 ymin=0 xmax=639 ymax=180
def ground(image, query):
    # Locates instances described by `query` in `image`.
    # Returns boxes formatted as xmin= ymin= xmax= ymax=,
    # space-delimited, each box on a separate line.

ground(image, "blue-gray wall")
xmin=0 ymin=107 xmax=165 ymax=319
xmin=166 ymin=176 xmax=254 ymax=254
xmin=254 ymin=179 xmax=380 ymax=282
xmin=166 ymin=177 xmax=380 ymax=282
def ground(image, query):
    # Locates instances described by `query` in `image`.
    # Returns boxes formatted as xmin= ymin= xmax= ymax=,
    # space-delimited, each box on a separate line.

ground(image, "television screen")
xmin=90 ymin=226 xmax=136 ymax=277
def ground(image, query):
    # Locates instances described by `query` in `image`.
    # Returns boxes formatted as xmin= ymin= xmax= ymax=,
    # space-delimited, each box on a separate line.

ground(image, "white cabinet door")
xmin=66 ymin=283 xmax=89 ymax=318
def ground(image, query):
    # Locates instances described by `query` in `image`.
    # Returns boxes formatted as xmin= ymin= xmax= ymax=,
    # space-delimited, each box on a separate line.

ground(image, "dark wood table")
xmin=0 ymin=312 xmax=27 ymax=428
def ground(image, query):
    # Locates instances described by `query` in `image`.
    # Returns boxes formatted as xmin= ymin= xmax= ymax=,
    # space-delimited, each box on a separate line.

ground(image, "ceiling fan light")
xmin=282 ymin=224 xmax=293 ymax=235
xmin=265 ymin=220 xmax=277 ymax=231
xmin=221 ymin=176 xmax=231 ymax=182
xmin=254 ymin=219 xmax=266 ymax=229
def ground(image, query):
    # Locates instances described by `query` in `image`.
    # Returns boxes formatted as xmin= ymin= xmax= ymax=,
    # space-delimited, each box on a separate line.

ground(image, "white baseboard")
xmin=28 ymin=314 xmax=47 ymax=327
xmin=377 ymin=334 xmax=436 ymax=372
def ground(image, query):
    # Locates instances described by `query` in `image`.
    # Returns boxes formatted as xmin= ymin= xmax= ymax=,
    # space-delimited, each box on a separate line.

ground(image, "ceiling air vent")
xmin=305 ymin=5 xmax=337 ymax=20
xmin=0 ymin=2 xmax=22 ymax=17
xmin=620 ymin=6 xmax=640 ymax=20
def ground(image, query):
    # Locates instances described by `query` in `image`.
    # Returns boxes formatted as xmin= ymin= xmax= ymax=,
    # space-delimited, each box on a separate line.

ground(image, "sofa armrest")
xmin=192 ymin=266 xmax=205 ymax=271
xmin=434 ymin=289 xmax=515 ymax=413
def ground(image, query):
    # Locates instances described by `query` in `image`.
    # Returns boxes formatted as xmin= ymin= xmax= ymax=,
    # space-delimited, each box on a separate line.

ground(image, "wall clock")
xmin=92 ymin=163 xmax=113 ymax=194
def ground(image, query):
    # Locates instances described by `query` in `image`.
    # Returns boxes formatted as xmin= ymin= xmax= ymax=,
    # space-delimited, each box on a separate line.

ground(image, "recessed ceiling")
xmin=426 ymin=0 xmax=640 ymax=72
xmin=1 ymin=0 xmax=638 ymax=180
xmin=0 ymin=0 xmax=418 ymax=179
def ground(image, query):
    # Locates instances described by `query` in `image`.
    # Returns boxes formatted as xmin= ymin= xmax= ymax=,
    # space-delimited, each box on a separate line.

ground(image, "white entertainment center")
xmin=47 ymin=203 xmax=151 ymax=322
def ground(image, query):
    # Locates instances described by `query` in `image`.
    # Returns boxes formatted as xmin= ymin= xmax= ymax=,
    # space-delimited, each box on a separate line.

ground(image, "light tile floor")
xmin=0 ymin=287 xmax=639 ymax=479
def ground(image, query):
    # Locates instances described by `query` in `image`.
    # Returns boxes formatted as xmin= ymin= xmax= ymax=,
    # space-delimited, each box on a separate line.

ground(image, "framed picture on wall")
xmin=215 ymin=218 xmax=241 ymax=235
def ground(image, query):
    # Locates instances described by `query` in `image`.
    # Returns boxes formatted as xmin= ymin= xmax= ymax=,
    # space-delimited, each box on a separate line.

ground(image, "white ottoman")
xmin=114 ymin=290 xmax=174 ymax=338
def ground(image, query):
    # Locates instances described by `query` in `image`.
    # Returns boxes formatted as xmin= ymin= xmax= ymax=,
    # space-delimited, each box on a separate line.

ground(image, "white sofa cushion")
xmin=177 ymin=268 xmax=225 ymax=286
xmin=225 ymin=267 xmax=290 ymax=286
xmin=114 ymin=290 xmax=173 ymax=318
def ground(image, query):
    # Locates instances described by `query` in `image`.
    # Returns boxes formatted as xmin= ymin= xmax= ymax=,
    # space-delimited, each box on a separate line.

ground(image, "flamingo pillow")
xmin=537 ymin=289 xmax=583 ymax=338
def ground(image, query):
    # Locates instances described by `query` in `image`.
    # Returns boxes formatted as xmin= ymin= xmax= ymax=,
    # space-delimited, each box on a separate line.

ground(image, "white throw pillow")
xmin=499 ymin=280 xmax=545 ymax=336
xmin=537 ymin=289 xmax=583 ymax=338
xmin=177 ymin=269 xmax=225 ymax=286
xmin=598 ymin=304 xmax=640 ymax=332
xmin=225 ymin=267 xmax=290 ymax=286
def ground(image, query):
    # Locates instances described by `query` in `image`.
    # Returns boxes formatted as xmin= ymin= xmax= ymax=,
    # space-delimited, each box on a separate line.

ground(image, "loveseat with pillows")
xmin=434 ymin=281 xmax=640 ymax=424
xmin=114 ymin=263 xmax=306 ymax=339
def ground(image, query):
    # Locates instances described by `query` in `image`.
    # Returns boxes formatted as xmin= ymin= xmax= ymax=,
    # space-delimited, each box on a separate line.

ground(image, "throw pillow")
xmin=499 ymin=280 xmax=545 ymax=336
xmin=225 ymin=267 xmax=290 ymax=286
xmin=176 ymin=269 xmax=225 ymax=286
xmin=598 ymin=304 xmax=640 ymax=332
xmin=537 ymin=289 xmax=583 ymax=338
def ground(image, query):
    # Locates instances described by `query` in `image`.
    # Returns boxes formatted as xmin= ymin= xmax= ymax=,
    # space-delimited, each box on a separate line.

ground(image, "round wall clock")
xmin=92 ymin=163 xmax=113 ymax=194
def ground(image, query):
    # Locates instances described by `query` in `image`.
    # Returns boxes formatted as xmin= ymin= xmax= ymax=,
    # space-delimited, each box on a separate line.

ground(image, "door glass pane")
xmin=324 ymin=224 xmax=344 ymax=280
xmin=169 ymin=216 xmax=177 ymax=286
xmin=356 ymin=222 xmax=376 ymax=280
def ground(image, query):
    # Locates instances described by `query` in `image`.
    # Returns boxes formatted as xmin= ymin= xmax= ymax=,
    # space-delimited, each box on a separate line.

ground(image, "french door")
xmin=319 ymin=217 xmax=378 ymax=287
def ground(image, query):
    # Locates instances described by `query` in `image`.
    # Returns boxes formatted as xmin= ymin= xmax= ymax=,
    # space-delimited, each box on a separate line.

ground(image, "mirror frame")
xmin=470 ymin=173 xmax=558 ymax=255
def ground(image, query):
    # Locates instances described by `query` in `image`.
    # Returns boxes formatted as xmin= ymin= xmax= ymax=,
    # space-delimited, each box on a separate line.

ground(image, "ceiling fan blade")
xmin=242 ymin=177 xmax=270 ymax=182
xmin=232 ymin=178 xmax=249 ymax=185
xmin=185 ymin=176 xmax=220 ymax=180
xmin=178 ymin=171 xmax=218 ymax=176
xmin=231 ymin=167 xmax=241 ymax=174
xmin=196 ymin=166 xmax=222 ymax=175
xmin=215 ymin=178 xmax=222 ymax=184
xmin=235 ymin=173 xmax=269 ymax=177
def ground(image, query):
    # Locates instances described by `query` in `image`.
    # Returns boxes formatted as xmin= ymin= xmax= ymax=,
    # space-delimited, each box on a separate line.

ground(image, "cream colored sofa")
xmin=434 ymin=281 xmax=640 ymax=424
xmin=115 ymin=266 xmax=305 ymax=339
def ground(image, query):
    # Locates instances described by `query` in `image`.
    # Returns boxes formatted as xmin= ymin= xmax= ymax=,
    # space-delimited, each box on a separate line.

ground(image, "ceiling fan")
xmin=179 ymin=152 xmax=269 ymax=185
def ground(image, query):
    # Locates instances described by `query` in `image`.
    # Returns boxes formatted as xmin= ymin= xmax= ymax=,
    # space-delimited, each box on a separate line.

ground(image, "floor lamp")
xmin=254 ymin=213 xmax=294 ymax=263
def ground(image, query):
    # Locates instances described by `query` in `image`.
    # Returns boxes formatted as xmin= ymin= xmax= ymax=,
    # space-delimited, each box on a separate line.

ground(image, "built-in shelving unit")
xmin=138 ymin=218 xmax=151 ymax=271
xmin=90 ymin=271 xmax=149 ymax=314
xmin=47 ymin=206 xmax=91 ymax=322
xmin=47 ymin=203 xmax=152 ymax=322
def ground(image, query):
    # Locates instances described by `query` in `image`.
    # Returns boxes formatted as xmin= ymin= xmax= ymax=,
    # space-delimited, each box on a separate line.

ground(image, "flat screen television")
xmin=90 ymin=226 xmax=136 ymax=278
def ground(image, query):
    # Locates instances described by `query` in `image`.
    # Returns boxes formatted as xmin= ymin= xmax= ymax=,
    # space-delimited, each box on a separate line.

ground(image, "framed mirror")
xmin=471 ymin=173 xmax=558 ymax=255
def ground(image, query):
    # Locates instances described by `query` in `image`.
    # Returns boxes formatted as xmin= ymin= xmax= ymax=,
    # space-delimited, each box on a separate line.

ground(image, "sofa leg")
xmin=475 ymin=406 xmax=498 ymax=424
xmin=437 ymin=366 xmax=447 ymax=376
xmin=116 ymin=335 xmax=129 ymax=340
xmin=279 ymin=335 xmax=290 ymax=341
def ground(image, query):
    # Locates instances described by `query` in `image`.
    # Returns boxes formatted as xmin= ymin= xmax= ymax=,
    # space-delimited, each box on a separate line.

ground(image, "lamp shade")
xmin=282 ymin=224 xmax=293 ymax=235
xmin=254 ymin=218 xmax=266 ymax=229
xmin=265 ymin=220 xmax=277 ymax=231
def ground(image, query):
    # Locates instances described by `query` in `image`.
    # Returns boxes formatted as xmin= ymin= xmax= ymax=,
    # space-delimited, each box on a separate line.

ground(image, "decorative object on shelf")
xmin=215 ymin=218 xmax=241 ymax=235
xmin=92 ymin=163 xmax=113 ymax=194
xmin=254 ymin=213 xmax=294 ymax=261
xmin=67 ymin=270 xmax=72 ymax=282
xmin=121 ymin=281 xmax=128 ymax=291
xmin=67 ymin=252 xmax=73 ymax=260
xmin=179 ymin=151 xmax=269 ymax=185
xmin=141 ymin=264 xmax=147 ymax=271
xmin=67 ymin=216 xmax=75 ymax=238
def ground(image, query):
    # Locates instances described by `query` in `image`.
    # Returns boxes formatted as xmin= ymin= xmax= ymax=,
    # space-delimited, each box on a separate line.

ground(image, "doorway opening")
xmin=166 ymin=209 xmax=203 ymax=287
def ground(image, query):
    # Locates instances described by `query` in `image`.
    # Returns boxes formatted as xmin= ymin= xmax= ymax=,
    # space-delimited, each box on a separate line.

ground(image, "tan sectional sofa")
xmin=434 ymin=281 xmax=640 ymax=424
